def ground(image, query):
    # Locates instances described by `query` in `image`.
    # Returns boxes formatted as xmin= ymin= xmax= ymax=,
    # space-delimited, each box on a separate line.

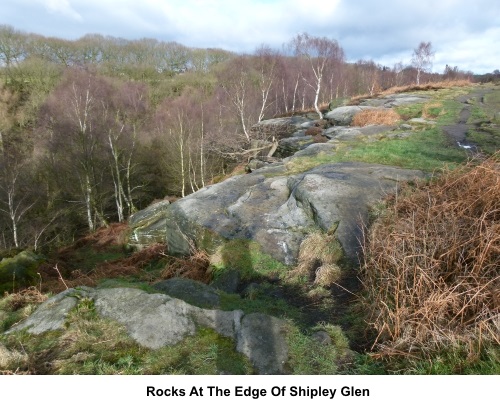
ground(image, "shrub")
xmin=361 ymin=155 xmax=500 ymax=358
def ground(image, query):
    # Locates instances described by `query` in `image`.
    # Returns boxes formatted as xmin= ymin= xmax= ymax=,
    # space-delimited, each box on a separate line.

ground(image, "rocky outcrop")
xmin=358 ymin=94 xmax=430 ymax=108
xmin=128 ymin=92 xmax=428 ymax=264
xmin=324 ymin=106 xmax=376 ymax=125
xmin=8 ymin=285 xmax=288 ymax=374
xmin=250 ymin=116 xmax=313 ymax=140
xmin=130 ymin=161 xmax=424 ymax=264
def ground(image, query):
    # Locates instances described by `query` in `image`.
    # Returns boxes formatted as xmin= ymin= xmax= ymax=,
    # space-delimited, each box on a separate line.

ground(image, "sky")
xmin=1 ymin=0 xmax=499 ymax=74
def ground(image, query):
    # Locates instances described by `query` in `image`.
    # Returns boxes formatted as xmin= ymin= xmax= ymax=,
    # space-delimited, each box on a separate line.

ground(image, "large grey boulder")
xmin=236 ymin=313 xmax=288 ymax=375
xmin=324 ymin=106 xmax=375 ymax=125
xmin=130 ymin=162 xmax=424 ymax=264
xmin=7 ymin=287 xmax=289 ymax=374
xmin=128 ymin=200 xmax=172 ymax=247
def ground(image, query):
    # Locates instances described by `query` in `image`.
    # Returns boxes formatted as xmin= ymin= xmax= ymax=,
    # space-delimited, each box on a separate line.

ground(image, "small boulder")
xmin=211 ymin=269 xmax=241 ymax=294
xmin=236 ymin=312 xmax=288 ymax=374
xmin=325 ymin=106 xmax=375 ymax=126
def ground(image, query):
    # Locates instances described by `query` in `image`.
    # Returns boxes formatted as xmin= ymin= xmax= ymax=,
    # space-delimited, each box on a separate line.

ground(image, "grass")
xmin=284 ymin=322 xmax=352 ymax=374
xmin=209 ymin=239 xmax=289 ymax=281
xmin=287 ymin=231 xmax=343 ymax=287
xmin=286 ymin=127 xmax=467 ymax=174
xmin=466 ymin=87 xmax=500 ymax=155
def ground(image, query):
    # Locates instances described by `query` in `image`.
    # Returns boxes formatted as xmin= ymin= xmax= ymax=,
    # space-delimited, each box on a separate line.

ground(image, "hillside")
xmin=1 ymin=82 xmax=499 ymax=375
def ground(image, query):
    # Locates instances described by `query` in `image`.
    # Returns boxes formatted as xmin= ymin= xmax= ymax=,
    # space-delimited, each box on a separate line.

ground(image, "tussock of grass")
xmin=288 ymin=232 xmax=343 ymax=287
xmin=352 ymin=109 xmax=400 ymax=127
xmin=361 ymin=155 xmax=500 ymax=359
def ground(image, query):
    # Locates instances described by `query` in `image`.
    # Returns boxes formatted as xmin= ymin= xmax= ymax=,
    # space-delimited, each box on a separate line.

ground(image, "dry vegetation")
xmin=362 ymin=155 xmax=500 ymax=358
xmin=289 ymin=231 xmax=343 ymax=287
xmin=37 ymin=224 xmax=211 ymax=293
xmin=351 ymin=109 xmax=401 ymax=127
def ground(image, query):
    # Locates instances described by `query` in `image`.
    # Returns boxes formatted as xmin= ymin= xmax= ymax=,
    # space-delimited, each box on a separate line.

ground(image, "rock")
xmin=7 ymin=286 xmax=289 ymax=374
xmin=211 ymin=269 xmax=241 ymax=294
xmin=7 ymin=288 xmax=85 ymax=334
xmin=292 ymin=143 xmax=337 ymax=158
xmin=246 ymin=159 xmax=270 ymax=172
xmin=0 ymin=251 xmax=45 ymax=294
xmin=324 ymin=125 xmax=394 ymax=142
xmin=324 ymin=106 xmax=375 ymax=126
xmin=399 ymin=123 xmax=413 ymax=130
xmin=153 ymin=277 xmax=221 ymax=309
xmin=312 ymin=331 xmax=332 ymax=345
xmin=130 ymin=161 xmax=425 ymax=264
xmin=250 ymin=116 xmax=312 ymax=140
xmin=324 ymin=127 xmax=363 ymax=140
xmin=236 ymin=313 xmax=288 ymax=374
xmin=386 ymin=132 xmax=413 ymax=139
xmin=383 ymin=95 xmax=430 ymax=107
xmin=275 ymin=135 xmax=314 ymax=157
xmin=128 ymin=199 xmax=170 ymax=227
xmin=409 ymin=117 xmax=437 ymax=125
xmin=92 ymin=288 xmax=239 ymax=349
xmin=358 ymin=94 xmax=430 ymax=108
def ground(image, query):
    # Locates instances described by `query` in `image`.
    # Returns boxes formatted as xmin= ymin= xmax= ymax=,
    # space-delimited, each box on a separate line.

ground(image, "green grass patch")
xmin=285 ymin=323 xmax=352 ymax=374
xmin=219 ymin=286 xmax=302 ymax=320
xmin=467 ymin=127 xmax=500 ymax=154
xmin=210 ymin=239 xmax=289 ymax=281
xmin=394 ymin=103 xmax=423 ymax=120
xmin=377 ymin=344 xmax=500 ymax=375
xmin=286 ymin=128 xmax=467 ymax=174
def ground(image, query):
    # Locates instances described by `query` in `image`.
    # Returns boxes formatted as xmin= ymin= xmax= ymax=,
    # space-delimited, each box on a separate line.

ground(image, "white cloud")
xmin=0 ymin=0 xmax=498 ymax=73
xmin=40 ymin=0 xmax=83 ymax=21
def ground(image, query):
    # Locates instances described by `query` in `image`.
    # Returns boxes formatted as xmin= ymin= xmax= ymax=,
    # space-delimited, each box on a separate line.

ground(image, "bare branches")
xmin=412 ymin=42 xmax=435 ymax=85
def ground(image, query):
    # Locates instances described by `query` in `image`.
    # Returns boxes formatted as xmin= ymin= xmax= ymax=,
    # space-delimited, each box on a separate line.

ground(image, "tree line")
xmin=0 ymin=26 xmax=475 ymax=252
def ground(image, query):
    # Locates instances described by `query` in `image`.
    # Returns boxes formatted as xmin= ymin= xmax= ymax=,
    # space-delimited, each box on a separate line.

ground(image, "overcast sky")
xmin=1 ymin=0 xmax=498 ymax=73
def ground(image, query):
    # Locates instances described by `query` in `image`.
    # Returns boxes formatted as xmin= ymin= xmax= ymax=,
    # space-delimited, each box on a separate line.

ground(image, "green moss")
xmin=0 ymin=251 xmax=45 ymax=294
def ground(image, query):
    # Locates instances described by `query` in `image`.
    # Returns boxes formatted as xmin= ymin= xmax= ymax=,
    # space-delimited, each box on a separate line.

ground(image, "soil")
xmin=442 ymin=88 xmax=493 ymax=151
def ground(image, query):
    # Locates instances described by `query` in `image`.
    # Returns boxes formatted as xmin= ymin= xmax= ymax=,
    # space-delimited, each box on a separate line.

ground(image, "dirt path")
xmin=442 ymin=88 xmax=493 ymax=150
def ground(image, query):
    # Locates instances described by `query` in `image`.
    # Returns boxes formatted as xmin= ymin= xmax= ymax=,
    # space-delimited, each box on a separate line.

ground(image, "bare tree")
xmin=412 ymin=42 xmax=434 ymax=85
xmin=291 ymin=33 xmax=344 ymax=119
